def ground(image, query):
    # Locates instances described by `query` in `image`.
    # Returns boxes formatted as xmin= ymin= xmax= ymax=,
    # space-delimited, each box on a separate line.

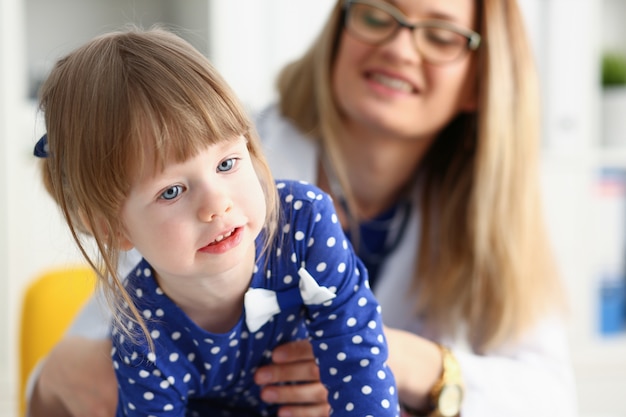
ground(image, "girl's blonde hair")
xmin=277 ymin=0 xmax=562 ymax=352
xmin=38 ymin=26 xmax=278 ymax=345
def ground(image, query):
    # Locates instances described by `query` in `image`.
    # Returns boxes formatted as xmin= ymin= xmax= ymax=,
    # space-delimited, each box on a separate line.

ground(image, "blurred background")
xmin=1 ymin=0 xmax=626 ymax=416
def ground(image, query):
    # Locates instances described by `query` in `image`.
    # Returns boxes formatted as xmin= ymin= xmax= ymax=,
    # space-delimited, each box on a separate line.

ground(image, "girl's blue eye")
xmin=160 ymin=185 xmax=183 ymax=200
xmin=218 ymin=158 xmax=236 ymax=172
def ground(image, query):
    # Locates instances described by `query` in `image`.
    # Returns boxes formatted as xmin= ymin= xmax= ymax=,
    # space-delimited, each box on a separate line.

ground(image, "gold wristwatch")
xmin=402 ymin=344 xmax=464 ymax=417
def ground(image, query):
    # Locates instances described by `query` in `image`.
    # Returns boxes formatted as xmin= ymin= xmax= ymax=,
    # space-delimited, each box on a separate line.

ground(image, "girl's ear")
xmin=117 ymin=232 xmax=135 ymax=251
xmin=78 ymin=209 xmax=135 ymax=251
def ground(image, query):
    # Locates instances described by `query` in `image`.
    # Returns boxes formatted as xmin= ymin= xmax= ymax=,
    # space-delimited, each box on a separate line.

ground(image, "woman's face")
xmin=332 ymin=0 xmax=478 ymax=140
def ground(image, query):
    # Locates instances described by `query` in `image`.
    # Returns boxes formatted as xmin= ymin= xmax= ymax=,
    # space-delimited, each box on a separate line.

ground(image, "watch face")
xmin=438 ymin=384 xmax=463 ymax=417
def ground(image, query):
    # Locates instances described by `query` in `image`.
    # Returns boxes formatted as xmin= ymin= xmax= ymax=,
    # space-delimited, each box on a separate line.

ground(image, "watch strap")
xmin=400 ymin=344 xmax=464 ymax=417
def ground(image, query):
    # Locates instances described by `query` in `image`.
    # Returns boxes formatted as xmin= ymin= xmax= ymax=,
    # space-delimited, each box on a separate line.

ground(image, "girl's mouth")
xmin=210 ymin=228 xmax=235 ymax=245
xmin=198 ymin=227 xmax=243 ymax=254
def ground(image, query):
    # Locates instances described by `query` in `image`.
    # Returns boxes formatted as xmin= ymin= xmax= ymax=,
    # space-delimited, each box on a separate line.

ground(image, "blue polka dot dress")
xmin=112 ymin=180 xmax=399 ymax=417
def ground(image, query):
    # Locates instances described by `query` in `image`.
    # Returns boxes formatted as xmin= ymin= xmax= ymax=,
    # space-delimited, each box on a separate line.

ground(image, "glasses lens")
xmin=346 ymin=2 xmax=398 ymax=45
xmin=416 ymin=26 xmax=469 ymax=64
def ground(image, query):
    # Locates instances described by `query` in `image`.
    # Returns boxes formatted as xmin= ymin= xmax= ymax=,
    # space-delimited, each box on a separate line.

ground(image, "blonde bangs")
xmin=120 ymin=30 xmax=252 ymax=176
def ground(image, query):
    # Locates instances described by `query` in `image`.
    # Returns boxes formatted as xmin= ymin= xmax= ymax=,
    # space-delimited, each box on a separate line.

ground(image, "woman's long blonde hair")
xmin=276 ymin=0 xmax=562 ymax=352
xmin=38 ymin=27 xmax=278 ymax=346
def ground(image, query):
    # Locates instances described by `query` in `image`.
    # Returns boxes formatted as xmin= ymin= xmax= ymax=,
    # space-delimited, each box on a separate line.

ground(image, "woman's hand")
xmin=255 ymin=339 xmax=330 ymax=417
xmin=29 ymin=337 xmax=117 ymax=417
xmin=383 ymin=326 xmax=443 ymax=412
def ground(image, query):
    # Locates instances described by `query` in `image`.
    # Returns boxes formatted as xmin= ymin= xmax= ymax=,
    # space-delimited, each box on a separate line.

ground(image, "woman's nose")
xmin=382 ymin=26 xmax=423 ymax=64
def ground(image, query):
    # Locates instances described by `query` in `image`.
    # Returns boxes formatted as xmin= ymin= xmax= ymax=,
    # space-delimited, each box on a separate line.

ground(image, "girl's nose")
xmin=197 ymin=191 xmax=233 ymax=222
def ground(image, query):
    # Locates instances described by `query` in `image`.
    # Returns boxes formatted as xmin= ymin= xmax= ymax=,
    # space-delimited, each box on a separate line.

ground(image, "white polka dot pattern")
xmin=113 ymin=180 xmax=399 ymax=416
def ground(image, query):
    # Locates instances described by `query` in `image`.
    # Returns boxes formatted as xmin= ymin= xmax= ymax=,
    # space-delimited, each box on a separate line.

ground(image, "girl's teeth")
xmin=371 ymin=73 xmax=413 ymax=92
xmin=214 ymin=229 xmax=234 ymax=243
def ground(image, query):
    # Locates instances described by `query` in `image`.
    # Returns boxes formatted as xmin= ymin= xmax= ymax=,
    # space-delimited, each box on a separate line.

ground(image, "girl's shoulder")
xmin=274 ymin=180 xmax=336 ymax=219
xmin=273 ymin=179 xmax=338 ymax=233
xmin=125 ymin=258 xmax=155 ymax=289
xmin=275 ymin=179 xmax=328 ymax=203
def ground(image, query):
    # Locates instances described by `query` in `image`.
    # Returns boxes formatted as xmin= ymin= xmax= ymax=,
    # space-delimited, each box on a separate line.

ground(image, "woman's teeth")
xmin=371 ymin=73 xmax=413 ymax=92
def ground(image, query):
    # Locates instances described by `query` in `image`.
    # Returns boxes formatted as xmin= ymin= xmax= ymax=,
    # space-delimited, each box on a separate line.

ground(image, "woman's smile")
xmin=368 ymin=71 xmax=417 ymax=94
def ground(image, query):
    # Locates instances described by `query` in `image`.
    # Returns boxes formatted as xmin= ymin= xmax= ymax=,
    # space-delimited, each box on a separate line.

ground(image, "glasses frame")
xmin=342 ymin=0 xmax=482 ymax=65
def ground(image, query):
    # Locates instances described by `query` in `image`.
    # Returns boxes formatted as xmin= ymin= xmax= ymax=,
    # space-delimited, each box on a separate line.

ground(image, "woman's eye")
xmin=159 ymin=185 xmax=183 ymax=201
xmin=217 ymin=158 xmax=237 ymax=172
xmin=363 ymin=11 xmax=394 ymax=30
xmin=424 ymin=28 xmax=463 ymax=47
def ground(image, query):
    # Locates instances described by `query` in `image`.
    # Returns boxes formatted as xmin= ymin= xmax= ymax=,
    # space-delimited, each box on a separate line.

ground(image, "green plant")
xmin=602 ymin=52 xmax=626 ymax=87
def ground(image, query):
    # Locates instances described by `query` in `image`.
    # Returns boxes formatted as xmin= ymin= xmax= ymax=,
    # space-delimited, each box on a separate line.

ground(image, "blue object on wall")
xmin=599 ymin=275 xmax=626 ymax=335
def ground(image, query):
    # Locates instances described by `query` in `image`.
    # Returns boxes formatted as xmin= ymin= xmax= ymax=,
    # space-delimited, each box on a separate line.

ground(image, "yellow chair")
xmin=18 ymin=266 xmax=97 ymax=417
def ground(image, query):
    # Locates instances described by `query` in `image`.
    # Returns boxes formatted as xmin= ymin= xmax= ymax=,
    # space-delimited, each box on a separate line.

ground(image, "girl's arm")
xmin=284 ymin=181 xmax=399 ymax=416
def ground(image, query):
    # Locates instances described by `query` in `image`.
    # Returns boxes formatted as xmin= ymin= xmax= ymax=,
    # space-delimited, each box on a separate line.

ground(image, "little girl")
xmin=35 ymin=27 xmax=399 ymax=417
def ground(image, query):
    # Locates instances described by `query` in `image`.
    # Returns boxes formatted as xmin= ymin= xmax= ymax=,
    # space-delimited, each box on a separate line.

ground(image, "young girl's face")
xmin=119 ymin=135 xmax=266 ymax=281
xmin=332 ymin=0 xmax=478 ymax=139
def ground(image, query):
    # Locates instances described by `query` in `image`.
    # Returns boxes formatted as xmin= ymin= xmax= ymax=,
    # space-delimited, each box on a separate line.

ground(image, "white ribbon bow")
xmin=244 ymin=267 xmax=337 ymax=332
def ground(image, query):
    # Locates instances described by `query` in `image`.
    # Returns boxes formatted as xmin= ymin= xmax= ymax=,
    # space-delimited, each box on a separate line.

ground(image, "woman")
xmin=28 ymin=0 xmax=577 ymax=416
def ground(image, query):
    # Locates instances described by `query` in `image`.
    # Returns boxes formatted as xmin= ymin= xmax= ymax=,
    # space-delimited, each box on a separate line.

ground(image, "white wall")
xmin=208 ymin=0 xmax=334 ymax=112
xmin=602 ymin=0 xmax=626 ymax=56
xmin=1 ymin=0 xmax=28 ymax=413
xmin=24 ymin=0 xmax=211 ymax=100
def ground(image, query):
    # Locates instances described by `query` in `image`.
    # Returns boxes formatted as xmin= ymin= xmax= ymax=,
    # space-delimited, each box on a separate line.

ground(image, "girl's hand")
xmin=254 ymin=339 xmax=330 ymax=417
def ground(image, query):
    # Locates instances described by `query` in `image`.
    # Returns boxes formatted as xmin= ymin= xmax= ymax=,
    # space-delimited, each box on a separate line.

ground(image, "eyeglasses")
xmin=342 ymin=0 xmax=481 ymax=65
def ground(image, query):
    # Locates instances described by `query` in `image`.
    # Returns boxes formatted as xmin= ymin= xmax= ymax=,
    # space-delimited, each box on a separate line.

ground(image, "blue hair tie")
xmin=34 ymin=134 xmax=49 ymax=158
